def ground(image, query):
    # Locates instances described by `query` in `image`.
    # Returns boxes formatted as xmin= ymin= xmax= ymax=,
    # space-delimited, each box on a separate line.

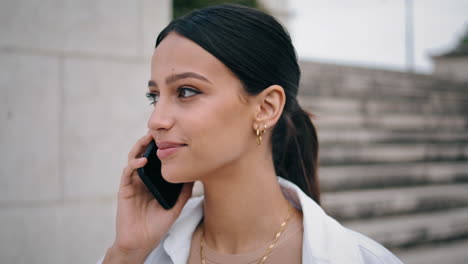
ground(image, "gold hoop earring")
xmin=256 ymin=126 xmax=262 ymax=145
xmin=256 ymin=124 xmax=267 ymax=146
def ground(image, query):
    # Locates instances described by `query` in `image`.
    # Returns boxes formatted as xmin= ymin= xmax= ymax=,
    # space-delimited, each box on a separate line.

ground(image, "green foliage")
xmin=173 ymin=0 xmax=258 ymax=19
xmin=443 ymin=26 xmax=468 ymax=57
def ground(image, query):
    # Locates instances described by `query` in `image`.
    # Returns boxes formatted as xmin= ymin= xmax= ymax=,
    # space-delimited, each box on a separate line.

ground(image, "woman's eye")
xmin=145 ymin=92 xmax=159 ymax=105
xmin=146 ymin=88 xmax=200 ymax=105
xmin=178 ymin=87 xmax=201 ymax=98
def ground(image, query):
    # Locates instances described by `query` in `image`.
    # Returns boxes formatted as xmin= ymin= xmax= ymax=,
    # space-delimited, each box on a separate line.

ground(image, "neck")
xmin=200 ymin=150 xmax=294 ymax=254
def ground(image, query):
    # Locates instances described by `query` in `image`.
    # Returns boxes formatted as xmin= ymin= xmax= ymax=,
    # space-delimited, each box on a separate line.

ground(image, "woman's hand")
xmin=103 ymin=131 xmax=194 ymax=263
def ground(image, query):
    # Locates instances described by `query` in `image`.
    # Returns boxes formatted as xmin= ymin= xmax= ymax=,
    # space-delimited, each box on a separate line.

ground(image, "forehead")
xmin=151 ymin=32 xmax=236 ymax=82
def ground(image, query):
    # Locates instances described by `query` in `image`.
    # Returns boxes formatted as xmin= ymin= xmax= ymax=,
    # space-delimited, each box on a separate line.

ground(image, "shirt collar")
xmin=277 ymin=177 xmax=362 ymax=263
xmin=162 ymin=177 xmax=362 ymax=264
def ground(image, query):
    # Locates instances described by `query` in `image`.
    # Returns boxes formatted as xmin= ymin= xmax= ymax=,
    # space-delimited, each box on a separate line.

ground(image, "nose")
xmin=147 ymin=99 xmax=175 ymax=131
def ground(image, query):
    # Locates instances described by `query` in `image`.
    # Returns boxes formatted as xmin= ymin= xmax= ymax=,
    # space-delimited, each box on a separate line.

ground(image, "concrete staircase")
xmin=298 ymin=61 xmax=468 ymax=264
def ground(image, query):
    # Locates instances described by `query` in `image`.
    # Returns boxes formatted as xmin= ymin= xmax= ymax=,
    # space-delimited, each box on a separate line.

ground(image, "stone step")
xmin=322 ymin=184 xmax=468 ymax=220
xmin=300 ymin=61 xmax=468 ymax=97
xmin=318 ymin=129 xmax=468 ymax=144
xmin=300 ymin=81 xmax=468 ymax=98
xmin=300 ymin=96 xmax=468 ymax=117
xmin=319 ymin=161 xmax=468 ymax=191
xmin=298 ymin=63 xmax=468 ymax=96
xmin=396 ymin=239 xmax=468 ymax=264
xmin=313 ymin=114 xmax=365 ymax=129
xmin=300 ymin=73 xmax=415 ymax=93
xmin=343 ymin=207 xmax=468 ymax=249
xmin=362 ymin=97 xmax=468 ymax=115
xmin=298 ymin=96 xmax=362 ymax=114
xmin=313 ymin=113 xmax=468 ymax=131
xmin=364 ymin=114 xmax=468 ymax=131
xmin=299 ymin=81 xmax=468 ymax=103
xmin=319 ymin=142 xmax=468 ymax=165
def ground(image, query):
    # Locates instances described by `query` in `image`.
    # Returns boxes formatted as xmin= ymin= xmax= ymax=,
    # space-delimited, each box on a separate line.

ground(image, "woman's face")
xmin=148 ymin=32 xmax=255 ymax=183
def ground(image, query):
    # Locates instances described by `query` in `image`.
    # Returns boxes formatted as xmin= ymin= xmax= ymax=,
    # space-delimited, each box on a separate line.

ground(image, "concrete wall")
xmin=0 ymin=1 xmax=171 ymax=263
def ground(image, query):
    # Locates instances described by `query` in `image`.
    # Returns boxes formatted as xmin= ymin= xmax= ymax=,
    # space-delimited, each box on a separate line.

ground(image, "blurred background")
xmin=1 ymin=0 xmax=467 ymax=263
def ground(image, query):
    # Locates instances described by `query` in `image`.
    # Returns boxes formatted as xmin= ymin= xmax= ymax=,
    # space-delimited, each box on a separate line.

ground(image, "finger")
xmin=120 ymin=166 xmax=134 ymax=187
xmin=128 ymin=157 xmax=148 ymax=170
xmin=127 ymin=131 xmax=152 ymax=161
xmin=127 ymin=131 xmax=153 ymax=162
xmin=120 ymin=157 xmax=148 ymax=187
xmin=171 ymin=182 xmax=194 ymax=213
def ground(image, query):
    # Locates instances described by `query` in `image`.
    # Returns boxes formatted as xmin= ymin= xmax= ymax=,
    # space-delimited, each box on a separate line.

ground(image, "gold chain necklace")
xmin=200 ymin=205 xmax=293 ymax=264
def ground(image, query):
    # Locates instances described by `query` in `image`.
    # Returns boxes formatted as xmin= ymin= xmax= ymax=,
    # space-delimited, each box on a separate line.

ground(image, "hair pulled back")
xmin=155 ymin=4 xmax=320 ymax=204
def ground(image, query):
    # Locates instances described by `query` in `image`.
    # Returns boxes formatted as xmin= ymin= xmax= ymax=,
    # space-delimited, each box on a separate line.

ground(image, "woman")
xmin=99 ymin=4 xmax=402 ymax=264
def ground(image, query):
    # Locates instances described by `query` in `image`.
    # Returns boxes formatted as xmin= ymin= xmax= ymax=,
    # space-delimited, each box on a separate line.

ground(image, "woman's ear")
xmin=252 ymin=85 xmax=286 ymax=130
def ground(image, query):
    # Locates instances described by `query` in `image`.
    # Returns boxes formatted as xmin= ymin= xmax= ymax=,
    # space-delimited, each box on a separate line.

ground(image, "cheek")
xmin=162 ymin=97 xmax=252 ymax=182
xmin=195 ymin=106 xmax=251 ymax=159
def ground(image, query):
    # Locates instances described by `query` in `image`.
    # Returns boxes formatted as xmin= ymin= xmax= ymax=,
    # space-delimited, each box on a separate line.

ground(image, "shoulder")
xmin=303 ymin=199 xmax=403 ymax=263
xmin=278 ymin=177 xmax=403 ymax=264
xmin=302 ymin=208 xmax=404 ymax=264
xmin=345 ymin=228 xmax=404 ymax=264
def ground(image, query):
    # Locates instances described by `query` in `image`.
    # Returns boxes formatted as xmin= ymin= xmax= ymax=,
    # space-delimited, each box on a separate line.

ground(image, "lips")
xmin=156 ymin=141 xmax=187 ymax=159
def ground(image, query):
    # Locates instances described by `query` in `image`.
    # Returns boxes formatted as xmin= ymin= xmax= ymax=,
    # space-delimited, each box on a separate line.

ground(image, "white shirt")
xmin=97 ymin=177 xmax=403 ymax=264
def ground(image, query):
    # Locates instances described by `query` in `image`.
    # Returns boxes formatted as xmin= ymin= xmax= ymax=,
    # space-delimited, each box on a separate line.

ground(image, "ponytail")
xmin=272 ymin=103 xmax=321 ymax=204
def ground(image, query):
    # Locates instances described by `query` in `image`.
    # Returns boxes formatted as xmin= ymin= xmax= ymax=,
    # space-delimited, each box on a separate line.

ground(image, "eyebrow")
xmin=148 ymin=72 xmax=212 ymax=88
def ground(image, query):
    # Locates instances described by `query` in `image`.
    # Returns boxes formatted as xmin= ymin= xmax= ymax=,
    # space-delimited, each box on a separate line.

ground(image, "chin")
xmin=161 ymin=165 xmax=194 ymax=184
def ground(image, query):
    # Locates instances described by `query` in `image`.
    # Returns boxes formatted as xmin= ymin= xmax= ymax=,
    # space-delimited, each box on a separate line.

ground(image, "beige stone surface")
xmin=0 ymin=0 xmax=140 ymax=57
xmin=62 ymin=57 xmax=150 ymax=199
xmin=0 ymin=52 xmax=62 ymax=203
xmin=0 ymin=1 xmax=171 ymax=263
xmin=142 ymin=0 xmax=172 ymax=58
xmin=0 ymin=199 xmax=116 ymax=264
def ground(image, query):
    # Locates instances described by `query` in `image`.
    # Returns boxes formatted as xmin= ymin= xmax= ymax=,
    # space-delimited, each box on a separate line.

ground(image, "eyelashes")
xmin=178 ymin=87 xmax=201 ymax=98
xmin=146 ymin=87 xmax=202 ymax=105
xmin=146 ymin=92 xmax=159 ymax=105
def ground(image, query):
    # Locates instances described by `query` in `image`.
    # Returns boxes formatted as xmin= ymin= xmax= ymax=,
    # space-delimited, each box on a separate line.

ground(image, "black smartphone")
xmin=137 ymin=140 xmax=183 ymax=209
